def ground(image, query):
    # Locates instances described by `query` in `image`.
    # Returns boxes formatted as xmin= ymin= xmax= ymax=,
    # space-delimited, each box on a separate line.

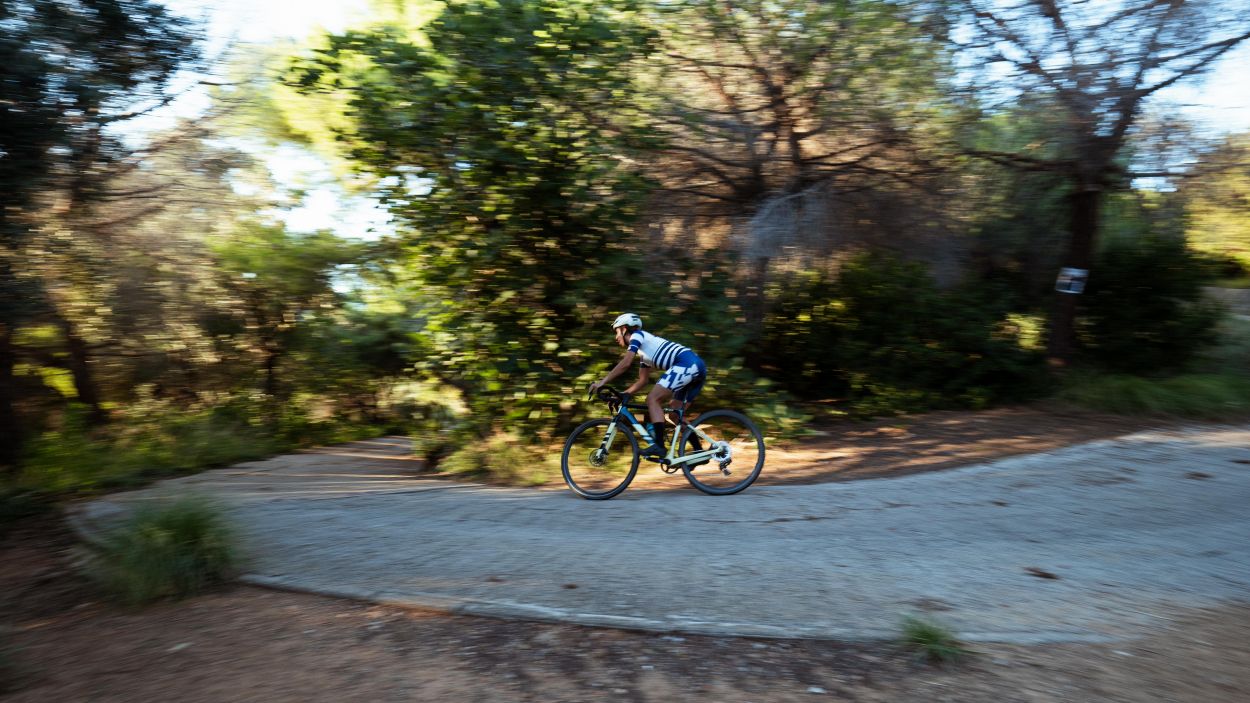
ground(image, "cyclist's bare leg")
xmin=646 ymin=384 xmax=674 ymax=423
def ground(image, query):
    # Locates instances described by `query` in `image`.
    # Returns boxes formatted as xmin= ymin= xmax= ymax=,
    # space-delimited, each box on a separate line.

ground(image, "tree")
xmin=949 ymin=0 xmax=1250 ymax=365
xmin=1182 ymin=133 xmax=1250 ymax=266
xmin=0 ymin=0 xmax=199 ymax=473
xmin=648 ymin=0 xmax=944 ymax=211
xmin=641 ymin=0 xmax=953 ymax=325
xmin=212 ymin=223 xmax=361 ymax=401
xmin=284 ymin=0 xmax=661 ymax=437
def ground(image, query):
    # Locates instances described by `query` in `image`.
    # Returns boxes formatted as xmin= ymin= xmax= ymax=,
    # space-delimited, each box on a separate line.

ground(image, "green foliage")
xmin=1216 ymin=277 xmax=1250 ymax=289
xmin=1078 ymin=236 xmax=1223 ymax=374
xmin=693 ymin=361 xmax=812 ymax=439
xmin=1183 ymin=134 xmax=1250 ymax=265
xmin=1059 ymin=372 xmax=1250 ymax=418
xmin=213 ymin=223 xmax=359 ymax=304
xmin=284 ymin=0 xmax=664 ymax=440
xmin=85 ymin=496 xmax=238 ymax=605
xmin=16 ymin=399 xmax=384 ymax=495
xmin=900 ymin=616 xmax=970 ymax=665
xmin=212 ymin=222 xmax=364 ymax=398
xmin=16 ymin=0 xmax=1247 ymax=488
xmin=438 ymin=432 xmax=555 ymax=486
xmin=406 ymin=401 xmax=467 ymax=468
xmin=757 ymin=253 xmax=1046 ymax=415
xmin=0 ymin=0 xmax=202 ymax=471
xmin=1062 ymin=315 xmax=1250 ymax=418
xmin=1200 ymin=316 xmax=1250 ymax=374
xmin=0 ymin=0 xmax=196 ymax=223
xmin=1191 ymin=250 xmax=1250 ymax=283
xmin=19 ymin=404 xmax=274 ymax=494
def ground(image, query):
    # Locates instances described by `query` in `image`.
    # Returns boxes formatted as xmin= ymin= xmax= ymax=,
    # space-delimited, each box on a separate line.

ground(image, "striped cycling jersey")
xmin=627 ymin=330 xmax=693 ymax=371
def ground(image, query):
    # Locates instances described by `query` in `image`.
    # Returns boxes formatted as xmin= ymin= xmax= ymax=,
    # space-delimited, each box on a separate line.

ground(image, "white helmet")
xmin=611 ymin=313 xmax=642 ymax=330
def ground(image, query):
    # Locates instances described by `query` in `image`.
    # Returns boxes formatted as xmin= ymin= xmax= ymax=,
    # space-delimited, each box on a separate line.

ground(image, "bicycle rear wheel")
xmin=561 ymin=418 xmax=640 ymax=500
xmin=678 ymin=409 xmax=765 ymax=495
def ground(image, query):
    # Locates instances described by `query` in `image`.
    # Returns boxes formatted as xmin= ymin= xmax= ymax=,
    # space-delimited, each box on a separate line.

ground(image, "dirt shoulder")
xmin=4 ymin=517 xmax=1249 ymax=703
xmin=417 ymin=403 xmax=1176 ymax=490
xmin=715 ymin=403 xmax=1168 ymax=486
xmin=511 ymin=403 xmax=1170 ymax=490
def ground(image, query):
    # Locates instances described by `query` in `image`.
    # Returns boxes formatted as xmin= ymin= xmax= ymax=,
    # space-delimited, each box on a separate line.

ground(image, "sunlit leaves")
xmin=281 ymin=0 xmax=660 ymax=436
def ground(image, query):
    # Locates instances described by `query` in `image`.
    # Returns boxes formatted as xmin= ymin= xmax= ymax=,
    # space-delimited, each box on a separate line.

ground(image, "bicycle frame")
xmin=602 ymin=402 xmax=721 ymax=467
xmin=569 ymin=384 xmax=763 ymax=499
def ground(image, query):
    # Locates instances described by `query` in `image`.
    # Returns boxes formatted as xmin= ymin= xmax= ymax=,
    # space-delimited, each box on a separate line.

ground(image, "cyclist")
xmin=589 ymin=313 xmax=707 ymax=458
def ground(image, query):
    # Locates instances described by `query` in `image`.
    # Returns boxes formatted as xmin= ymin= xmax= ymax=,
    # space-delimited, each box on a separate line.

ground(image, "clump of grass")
xmin=1059 ymin=372 xmax=1250 ymax=418
xmin=439 ymin=432 xmax=556 ymax=486
xmin=900 ymin=616 xmax=971 ymax=665
xmin=20 ymin=414 xmax=277 ymax=495
xmin=1059 ymin=314 xmax=1250 ymax=419
xmin=18 ymin=399 xmax=388 ymax=497
xmin=1212 ymin=276 xmax=1250 ymax=289
xmin=84 ymin=496 xmax=239 ymax=606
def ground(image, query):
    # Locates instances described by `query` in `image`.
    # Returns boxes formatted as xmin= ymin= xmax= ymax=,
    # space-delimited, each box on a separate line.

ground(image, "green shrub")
xmin=1192 ymin=250 xmax=1250 ymax=281
xmin=272 ymin=404 xmax=383 ymax=448
xmin=694 ymin=361 xmax=812 ymax=440
xmin=1079 ymin=236 xmax=1223 ymax=374
xmin=1199 ymin=316 xmax=1250 ymax=375
xmin=20 ymin=409 xmax=272 ymax=494
xmin=18 ymin=397 xmax=390 ymax=495
xmin=1059 ymin=372 xmax=1250 ymax=418
xmin=900 ymin=616 xmax=970 ymax=664
xmin=85 ymin=496 xmax=238 ymax=605
xmin=406 ymin=401 xmax=468 ymax=469
xmin=1062 ymin=314 xmax=1250 ymax=419
xmin=756 ymin=253 xmax=1047 ymax=415
xmin=439 ymin=432 xmax=555 ymax=486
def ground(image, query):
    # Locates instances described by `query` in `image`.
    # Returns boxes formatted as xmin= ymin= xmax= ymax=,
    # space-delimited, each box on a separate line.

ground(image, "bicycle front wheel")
xmin=561 ymin=418 xmax=640 ymax=500
xmin=678 ymin=409 xmax=765 ymax=495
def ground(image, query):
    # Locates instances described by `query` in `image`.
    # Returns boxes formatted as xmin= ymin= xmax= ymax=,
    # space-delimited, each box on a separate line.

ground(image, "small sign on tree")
xmin=1055 ymin=267 xmax=1089 ymax=295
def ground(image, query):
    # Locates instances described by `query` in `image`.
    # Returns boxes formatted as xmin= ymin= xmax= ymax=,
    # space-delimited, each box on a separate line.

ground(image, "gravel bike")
xmin=560 ymin=385 xmax=765 ymax=500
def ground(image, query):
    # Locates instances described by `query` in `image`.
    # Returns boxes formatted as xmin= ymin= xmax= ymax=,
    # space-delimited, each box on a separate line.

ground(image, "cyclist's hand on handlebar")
xmin=588 ymin=379 xmax=604 ymax=399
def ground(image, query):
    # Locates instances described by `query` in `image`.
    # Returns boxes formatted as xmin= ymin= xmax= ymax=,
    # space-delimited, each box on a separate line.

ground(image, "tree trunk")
xmin=54 ymin=314 xmax=107 ymax=425
xmin=1047 ymin=182 xmax=1102 ymax=366
xmin=263 ymin=347 xmax=281 ymax=399
xmin=0 ymin=320 xmax=20 ymax=477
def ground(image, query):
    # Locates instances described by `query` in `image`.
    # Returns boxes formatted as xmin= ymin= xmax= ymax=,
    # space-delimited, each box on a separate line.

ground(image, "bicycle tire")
xmin=561 ymin=417 xmax=640 ymax=500
xmin=677 ymin=409 xmax=765 ymax=496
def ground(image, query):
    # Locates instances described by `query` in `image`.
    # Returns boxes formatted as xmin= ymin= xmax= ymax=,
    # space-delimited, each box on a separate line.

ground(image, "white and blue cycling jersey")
xmin=627 ymin=330 xmax=707 ymax=402
xmin=627 ymin=330 xmax=690 ymax=371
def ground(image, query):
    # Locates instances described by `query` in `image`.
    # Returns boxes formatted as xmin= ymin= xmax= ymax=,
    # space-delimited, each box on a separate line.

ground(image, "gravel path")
xmin=75 ymin=426 xmax=1250 ymax=643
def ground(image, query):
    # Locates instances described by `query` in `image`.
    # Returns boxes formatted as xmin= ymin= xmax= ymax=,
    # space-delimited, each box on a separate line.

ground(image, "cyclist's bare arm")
xmin=592 ymin=351 xmax=637 ymax=390
xmin=622 ymin=365 xmax=649 ymax=395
